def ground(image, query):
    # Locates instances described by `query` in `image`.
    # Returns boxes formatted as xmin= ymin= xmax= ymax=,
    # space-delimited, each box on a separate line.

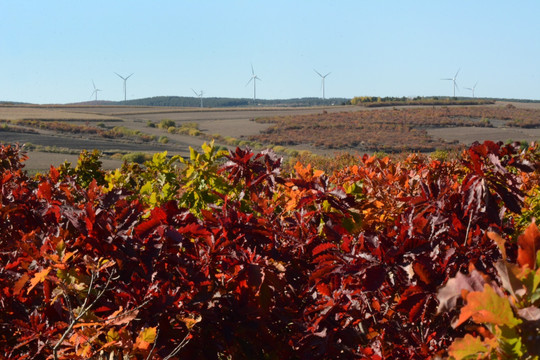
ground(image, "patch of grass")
xmin=158 ymin=119 xmax=176 ymax=129
xmin=122 ymin=152 xmax=152 ymax=164
xmin=20 ymin=142 xmax=80 ymax=155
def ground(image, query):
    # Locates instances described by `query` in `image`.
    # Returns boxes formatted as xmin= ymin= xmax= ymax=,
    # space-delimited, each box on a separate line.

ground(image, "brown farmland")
xmin=0 ymin=102 xmax=539 ymax=171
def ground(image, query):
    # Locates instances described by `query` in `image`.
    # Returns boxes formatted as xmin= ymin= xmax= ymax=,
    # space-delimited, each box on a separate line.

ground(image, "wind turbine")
xmin=465 ymin=82 xmax=478 ymax=98
xmin=314 ymin=69 xmax=331 ymax=100
xmin=114 ymin=72 xmax=134 ymax=102
xmin=246 ymin=64 xmax=261 ymax=101
xmin=441 ymin=69 xmax=460 ymax=97
xmin=192 ymin=88 xmax=204 ymax=108
xmin=90 ymin=80 xmax=102 ymax=101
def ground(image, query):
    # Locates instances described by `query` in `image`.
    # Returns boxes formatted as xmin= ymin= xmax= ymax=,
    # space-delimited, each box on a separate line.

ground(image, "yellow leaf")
xmin=135 ymin=327 xmax=157 ymax=350
xmin=189 ymin=147 xmax=198 ymax=161
xmin=178 ymin=315 xmax=202 ymax=330
xmin=107 ymin=328 xmax=120 ymax=343
xmin=487 ymin=231 xmax=507 ymax=260
xmin=27 ymin=267 xmax=51 ymax=294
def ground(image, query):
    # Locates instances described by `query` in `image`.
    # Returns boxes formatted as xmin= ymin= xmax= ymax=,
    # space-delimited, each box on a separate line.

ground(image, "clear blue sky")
xmin=1 ymin=1 xmax=539 ymax=104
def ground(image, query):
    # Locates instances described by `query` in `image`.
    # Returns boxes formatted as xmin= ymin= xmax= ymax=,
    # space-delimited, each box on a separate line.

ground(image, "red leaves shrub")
xmin=0 ymin=141 xmax=538 ymax=359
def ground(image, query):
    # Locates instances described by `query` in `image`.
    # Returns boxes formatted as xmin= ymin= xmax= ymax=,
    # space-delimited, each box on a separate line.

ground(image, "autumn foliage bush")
xmin=1 ymin=140 xmax=540 ymax=359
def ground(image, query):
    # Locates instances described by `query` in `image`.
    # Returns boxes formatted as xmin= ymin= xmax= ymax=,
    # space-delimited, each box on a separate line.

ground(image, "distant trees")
xmin=351 ymin=96 xmax=494 ymax=107
xmin=120 ymin=96 xmax=349 ymax=108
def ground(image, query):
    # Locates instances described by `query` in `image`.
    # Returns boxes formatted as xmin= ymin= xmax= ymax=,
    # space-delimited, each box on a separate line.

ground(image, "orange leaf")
xmin=448 ymin=334 xmax=495 ymax=360
xmin=454 ymin=284 xmax=521 ymax=328
xmin=313 ymin=169 xmax=324 ymax=178
xmin=373 ymin=200 xmax=384 ymax=209
xmin=517 ymin=221 xmax=540 ymax=269
xmin=294 ymin=162 xmax=311 ymax=179
xmin=27 ymin=267 xmax=51 ymax=294
xmin=13 ymin=273 xmax=29 ymax=296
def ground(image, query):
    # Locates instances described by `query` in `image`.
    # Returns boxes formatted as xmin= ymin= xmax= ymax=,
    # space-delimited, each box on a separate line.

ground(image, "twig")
xmin=52 ymin=269 xmax=116 ymax=360
xmin=464 ymin=212 xmax=473 ymax=246
xmin=145 ymin=327 xmax=160 ymax=360
xmin=163 ymin=331 xmax=193 ymax=360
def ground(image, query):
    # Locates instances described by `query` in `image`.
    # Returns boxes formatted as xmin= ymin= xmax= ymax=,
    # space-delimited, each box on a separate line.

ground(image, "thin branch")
xmin=79 ymin=298 xmax=152 ymax=358
xmin=464 ymin=212 xmax=473 ymax=246
xmin=104 ymin=298 xmax=150 ymax=325
xmin=163 ymin=331 xmax=193 ymax=360
xmin=145 ymin=327 xmax=160 ymax=360
xmin=52 ymin=269 xmax=116 ymax=360
xmin=60 ymin=284 xmax=74 ymax=323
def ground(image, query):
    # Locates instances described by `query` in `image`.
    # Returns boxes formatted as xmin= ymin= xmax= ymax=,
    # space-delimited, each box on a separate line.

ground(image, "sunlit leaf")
xmin=517 ymin=221 xmax=540 ymax=269
xmin=27 ymin=267 xmax=51 ymax=294
xmin=448 ymin=334 xmax=493 ymax=360
xmin=487 ymin=231 xmax=507 ymax=260
xmin=106 ymin=308 xmax=139 ymax=326
xmin=454 ymin=284 xmax=521 ymax=328
xmin=135 ymin=327 xmax=157 ymax=350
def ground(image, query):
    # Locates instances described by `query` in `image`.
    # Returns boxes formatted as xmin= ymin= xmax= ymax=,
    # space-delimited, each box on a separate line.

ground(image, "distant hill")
xmin=69 ymin=96 xmax=351 ymax=108
xmin=67 ymin=100 xmax=117 ymax=106
xmin=0 ymin=101 xmax=30 ymax=105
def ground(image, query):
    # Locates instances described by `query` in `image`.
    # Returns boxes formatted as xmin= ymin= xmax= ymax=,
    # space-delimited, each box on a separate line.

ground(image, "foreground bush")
xmin=1 ymin=141 xmax=539 ymax=359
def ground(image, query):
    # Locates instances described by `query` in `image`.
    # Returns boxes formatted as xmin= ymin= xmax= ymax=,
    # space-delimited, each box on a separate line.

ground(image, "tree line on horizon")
xmin=73 ymin=96 xmax=351 ymax=108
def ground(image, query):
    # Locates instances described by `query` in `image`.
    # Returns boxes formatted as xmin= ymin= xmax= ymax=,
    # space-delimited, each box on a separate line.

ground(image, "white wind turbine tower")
xmin=192 ymin=88 xmax=204 ymax=108
xmin=91 ymin=80 xmax=102 ymax=101
xmin=114 ymin=72 xmax=134 ymax=102
xmin=314 ymin=69 xmax=331 ymax=100
xmin=465 ymin=82 xmax=478 ymax=98
xmin=441 ymin=69 xmax=460 ymax=97
xmin=246 ymin=64 xmax=261 ymax=101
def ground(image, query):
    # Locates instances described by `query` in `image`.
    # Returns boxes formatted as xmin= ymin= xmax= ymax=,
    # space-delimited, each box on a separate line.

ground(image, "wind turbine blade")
xmin=441 ymin=78 xmax=453 ymax=81
xmin=324 ymin=72 xmax=331 ymax=77
xmin=454 ymin=68 xmax=460 ymax=79
xmin=114 ymin=72 xmax=124 ymax=79
xmin=314 ymin=69 xmax=323 ymax=77
xmin=125 ymin=73 xmax=134 ymax=80
xmin=246 ymin=78 xmax=253 ymax=86
xmin=192 ymin=88 xmax=198 ymax=96
xmin=251 ymin=64 xmax=255 ymax=76
xmin=92 ymin=80 xmax=96 ymax=90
